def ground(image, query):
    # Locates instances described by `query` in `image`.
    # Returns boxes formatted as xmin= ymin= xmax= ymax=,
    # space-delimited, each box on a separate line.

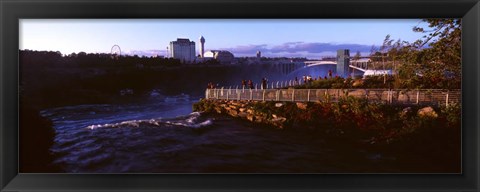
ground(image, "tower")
xmin=336 ymin=49 xmax=350 ymax=77
xmin=200 ymin=36 xmax=205 ymax=58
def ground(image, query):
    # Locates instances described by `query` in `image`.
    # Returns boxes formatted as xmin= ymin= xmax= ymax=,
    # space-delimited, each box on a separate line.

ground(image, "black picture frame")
xmin=1 ymin=0 xmax=479 ymax=191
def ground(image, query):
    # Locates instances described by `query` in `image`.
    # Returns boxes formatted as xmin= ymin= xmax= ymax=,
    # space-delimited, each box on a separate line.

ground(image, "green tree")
xmin=396 ymin=19 xmax=461 ymax=89
xmin=353 ymin=51 xmax=361 ymax=60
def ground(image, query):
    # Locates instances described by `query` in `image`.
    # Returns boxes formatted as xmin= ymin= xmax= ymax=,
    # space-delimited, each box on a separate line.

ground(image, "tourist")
xmin=262 ymin=77 xmax=268 ymax=90
xmin=241 ymin=80 xmax=246 ymax=89
xmin=328 ymin=70 xmax=333 ymax=78
xmin=248 ymin=80 xmax=254 ymax=89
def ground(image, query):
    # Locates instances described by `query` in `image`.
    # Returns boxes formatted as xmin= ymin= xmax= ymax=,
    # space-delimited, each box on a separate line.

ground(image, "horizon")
xmin=20 ymin=19 xmax=432 ymax=59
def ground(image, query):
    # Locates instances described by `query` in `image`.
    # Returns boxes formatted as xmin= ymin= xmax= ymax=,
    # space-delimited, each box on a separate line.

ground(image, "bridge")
xmin=266 ymin=50 xmax=375 ymax=78
xmin=235 ymin=50 xmax=384 ymax=85
xmin=304 ymin=60 xmax=369 ymax=72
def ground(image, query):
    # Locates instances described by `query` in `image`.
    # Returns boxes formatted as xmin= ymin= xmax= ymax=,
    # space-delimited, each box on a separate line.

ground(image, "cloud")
xmin=221 ymin=42 xmax=374 ymax=58
xmin=222 ymin=44 xmax=269 ymax=54
xmin=270 ymin=42 xmax=373 ymax=53
xmin=126 ymin=42 xmax=375 ymax=59
xmin=125 ymin=49 xmax=167 ymax=57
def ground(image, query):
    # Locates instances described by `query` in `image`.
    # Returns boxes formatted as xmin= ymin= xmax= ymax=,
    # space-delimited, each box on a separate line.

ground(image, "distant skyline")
xmin=20 ymin=19 xmax=432 ymax=59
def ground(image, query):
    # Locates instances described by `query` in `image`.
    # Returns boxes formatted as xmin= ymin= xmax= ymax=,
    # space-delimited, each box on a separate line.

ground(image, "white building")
xmin=363 ymin=69 xmax=394 ymax=77
xmin=169 ymin=38 xmax=196 ymax=63
xmin=204 ymin=50 xmax=234 ymax=64
xmin=350 ymin=58 xmax=371 ymax=69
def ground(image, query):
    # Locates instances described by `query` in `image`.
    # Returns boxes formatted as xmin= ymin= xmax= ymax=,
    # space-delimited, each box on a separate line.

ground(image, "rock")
xmin=275 ymin=103 xmax=283 ymax=107
xmin=247 ymin=114 xmax=256 ymax=122
xmin=272 ymin=116 xmax=286 ymax=122
xmin=238 ymin=112 xmax=248 ymax=118
xmin=239 ymin=108 xmax=246 ymax=112
xmin=271 ymin=115 xmax=286 ymax=123
xmin=214 ymin=107 xmax=223 ymax=114
xmin=229 ymin=105 xmax=237 ymax=109
xmin=227 ymin=109 xmax=238 ymax=117
xmin=247 ymin=109 xmax=255 ymax=114
xmin=352 ymin=79 xmax=363 ymax=87
xmin=296 ymin=102 xmax=307 ymax=110
xmin=399 ymin=107 xmax=412 ymax=119
xmin=271 ymin=116 xmax=287 ymax=129
xmin=255 ymin=115 xmax=265 ymax=123
xmin=417 ymin=106 xmax=438 ymax=118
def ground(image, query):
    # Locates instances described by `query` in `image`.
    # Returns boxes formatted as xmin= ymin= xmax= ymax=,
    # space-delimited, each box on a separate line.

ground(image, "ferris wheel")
xmin=111 ymin=45 xmax=121 ymax=56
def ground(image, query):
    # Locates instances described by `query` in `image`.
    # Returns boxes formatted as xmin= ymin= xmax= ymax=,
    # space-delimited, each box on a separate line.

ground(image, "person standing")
xmin=262 ymin=77 xmax=268 ymax=90
xmin=248 ymin=80 xmax=254 ymax=89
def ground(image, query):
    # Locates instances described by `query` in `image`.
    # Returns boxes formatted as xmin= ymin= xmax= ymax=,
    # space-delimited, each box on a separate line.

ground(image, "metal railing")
xmin=205 ymin=88 xmax=461 ymax=106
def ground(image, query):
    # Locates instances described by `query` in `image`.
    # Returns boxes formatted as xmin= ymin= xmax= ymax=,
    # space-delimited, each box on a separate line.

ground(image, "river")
xmin=40 ymin=95 xmax=413 ymax=173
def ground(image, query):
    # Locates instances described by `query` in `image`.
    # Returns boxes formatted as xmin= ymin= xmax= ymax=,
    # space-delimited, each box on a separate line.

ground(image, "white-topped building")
xmin=204 ymin=50 xmax=234 ymax=64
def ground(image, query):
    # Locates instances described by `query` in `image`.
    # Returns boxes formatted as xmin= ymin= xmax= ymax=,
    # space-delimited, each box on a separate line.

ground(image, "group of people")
xmin=302 ymin=75 xmax=313 ymax=84
xmin=241 ymin=77 xmax=269 ymax=89
xmin=241 ymin=79 xmax=256 ymax=89
xmin=207 ymin=82 xmax=216 ymax=89
xmin=241 ymin=79 xmax=252 ymax=89
xmin=299 ymin=70 xmax=336 ymax=84
xmin=209 ymin=70 xmax=338 ymax=90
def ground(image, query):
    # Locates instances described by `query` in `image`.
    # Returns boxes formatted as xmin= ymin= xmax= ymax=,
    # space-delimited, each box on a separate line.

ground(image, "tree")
xmin=369 ymin=45 xmax=379 ymax=70
xmin=395 ymin=19 xmax=461 ymax=89
xmin=353 ymin=51 xmax=361 ymax=60
xmin=380 ymin=35 xmax=394 ymax=84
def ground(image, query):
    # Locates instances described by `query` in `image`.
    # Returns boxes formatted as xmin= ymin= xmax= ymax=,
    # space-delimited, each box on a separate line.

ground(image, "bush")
xmin=192 ymin=99 xmax=216 ymax=113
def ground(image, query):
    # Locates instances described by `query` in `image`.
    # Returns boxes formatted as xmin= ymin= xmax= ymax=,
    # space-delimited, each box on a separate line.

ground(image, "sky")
xmin=20 ymin=19 xmax=431 ymax=59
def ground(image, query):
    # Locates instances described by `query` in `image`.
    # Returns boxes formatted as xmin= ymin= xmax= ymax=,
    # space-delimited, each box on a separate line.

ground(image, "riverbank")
xmin=19 ymin=100 xmax=61 ymax=172
xmin=193 ymin=97 xmax=461 ymax=172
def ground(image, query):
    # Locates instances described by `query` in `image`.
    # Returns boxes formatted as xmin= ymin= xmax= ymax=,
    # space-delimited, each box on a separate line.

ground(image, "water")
xmin=41 ymin=96 xmax=405 ymax=173
xmin=286 ymin=64 xmax=337 ymax=80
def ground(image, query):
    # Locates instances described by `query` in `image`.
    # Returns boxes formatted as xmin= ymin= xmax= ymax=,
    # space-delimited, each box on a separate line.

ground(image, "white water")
xmin=41 ymin=98 xmax=215 ymax=172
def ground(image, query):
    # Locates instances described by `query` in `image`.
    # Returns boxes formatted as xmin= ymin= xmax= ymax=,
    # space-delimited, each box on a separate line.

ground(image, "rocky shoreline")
xmin=193 ymin=97 xmax=461 ymax=172
xmin=193 ymin=97 xmax=461 ymax=144
xmin=194 ymin=99 xmax=290 ymax=129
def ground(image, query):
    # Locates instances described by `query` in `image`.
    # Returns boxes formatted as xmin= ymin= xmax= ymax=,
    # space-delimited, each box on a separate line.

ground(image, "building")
xmin=199 ymin=36 xmax=205 ymax=58
xmin=204 ymin=50 xmax=234 ymax=64
xmin=350 ymin=58 xmax=371 ymax=69
xmin=169 ymin=38 xmax=196 ymax=63
xmin=363 ymin=69 xmax=394 ymax=77
xmin=336 ymin=49 xmax=350 ymax=77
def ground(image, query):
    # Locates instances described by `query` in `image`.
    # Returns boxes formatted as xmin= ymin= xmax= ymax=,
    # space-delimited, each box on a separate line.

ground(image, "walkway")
xmin=206 ymin=88 xmax=461 ymax=107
